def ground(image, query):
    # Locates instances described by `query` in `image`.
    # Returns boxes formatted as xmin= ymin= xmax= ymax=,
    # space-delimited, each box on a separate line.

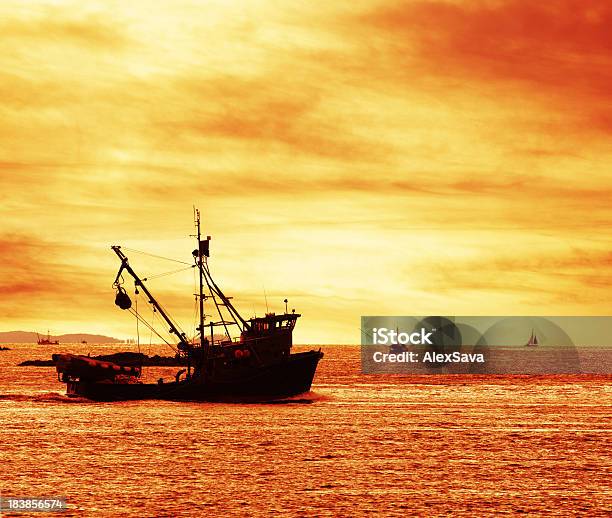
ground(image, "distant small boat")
xmin=81 ymin=340 xmax=88 ymax=344
xmin=525 ymin=329 xmax=539 ymax=347
xmin=37 ymin=331 xmax=59 ymax=346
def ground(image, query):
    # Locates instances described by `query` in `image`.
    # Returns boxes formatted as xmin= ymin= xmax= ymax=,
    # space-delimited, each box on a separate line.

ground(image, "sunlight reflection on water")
xmin=0 ymin=344 xmax=611 ymax=516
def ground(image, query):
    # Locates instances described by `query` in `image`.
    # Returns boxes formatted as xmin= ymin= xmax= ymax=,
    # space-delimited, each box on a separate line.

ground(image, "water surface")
xmin=0 ymin=344 xmax=610 ymax=516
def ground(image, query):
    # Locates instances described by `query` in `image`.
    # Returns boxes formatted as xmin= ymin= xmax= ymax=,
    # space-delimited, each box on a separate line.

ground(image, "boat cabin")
xmin=247 ymin=312 xmax=300 ymax=334
xmin=230 ymin=312 xmax=300 ymax=362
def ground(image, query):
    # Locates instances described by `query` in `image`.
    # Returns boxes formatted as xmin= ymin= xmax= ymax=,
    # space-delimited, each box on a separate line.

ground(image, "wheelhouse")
xmin=246 ymin=312 xmax=300 ymax=335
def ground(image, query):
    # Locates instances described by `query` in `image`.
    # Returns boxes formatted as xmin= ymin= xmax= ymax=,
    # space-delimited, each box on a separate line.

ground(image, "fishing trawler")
xmin=53 ymin=210 xmax=323 ymax=401
xmin=37 ymin=331 xmax=59 ymax=345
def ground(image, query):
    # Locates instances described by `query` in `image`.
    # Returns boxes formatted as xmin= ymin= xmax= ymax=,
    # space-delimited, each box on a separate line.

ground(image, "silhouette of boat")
xmin=37 ymin=331 xmax=59 ymax=345
xmin=525 ymin=329 xmax=539 ymax=347
xmin=54 ymin=210 xmax=323 ymax=401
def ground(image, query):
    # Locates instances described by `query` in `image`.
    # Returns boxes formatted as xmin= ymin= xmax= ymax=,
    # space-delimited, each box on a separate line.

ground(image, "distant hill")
xmin=0 ymin=331 xmax=121 ymax=344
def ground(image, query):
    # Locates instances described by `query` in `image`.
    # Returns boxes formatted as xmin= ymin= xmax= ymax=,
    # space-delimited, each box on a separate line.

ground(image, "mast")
xmin=195 ymin=209 xmax=207 ymax=359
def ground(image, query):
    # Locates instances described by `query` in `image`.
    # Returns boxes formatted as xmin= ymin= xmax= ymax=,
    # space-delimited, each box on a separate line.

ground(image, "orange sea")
xmin=0 ymin=344 xmax=610 ymax=517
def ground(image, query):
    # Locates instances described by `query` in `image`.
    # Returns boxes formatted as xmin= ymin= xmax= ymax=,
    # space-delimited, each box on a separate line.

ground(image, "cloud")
xmin=362 ymin=0 xmax=612 ymax=134
xmin=145 ymin=70 xmax=391 ymax=161
xmin=0 ymin=234 xmax=110 ymax=322
xmin=0 ymin=1 xmax=611 ymax=342
xmin=0 ymin=14 xmax=128 ymax=49
xmin=413 ymin=246 xmax=612 ymax=306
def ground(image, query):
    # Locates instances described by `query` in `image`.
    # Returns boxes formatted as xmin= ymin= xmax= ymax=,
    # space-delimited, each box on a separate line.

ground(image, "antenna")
xmin=264 ymin=287 xmax=269 ymax=313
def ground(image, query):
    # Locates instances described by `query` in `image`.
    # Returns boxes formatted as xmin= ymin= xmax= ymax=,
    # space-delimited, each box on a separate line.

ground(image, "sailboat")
xmin=37 ymin=331 xmax=59 ymax=345
xmin=525 ymin=329 xmax=539 ymax=347
xmin=53 ymin=210 xmax=323 ymax=401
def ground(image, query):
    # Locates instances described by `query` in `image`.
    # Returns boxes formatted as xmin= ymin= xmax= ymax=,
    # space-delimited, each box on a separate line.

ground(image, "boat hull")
xmin=65 ymin=350 xmax=323 ymax=402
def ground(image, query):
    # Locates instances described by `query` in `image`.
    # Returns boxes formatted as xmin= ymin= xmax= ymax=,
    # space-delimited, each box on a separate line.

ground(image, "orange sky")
xmin=1 ymin=0 xmax=611 ymax=344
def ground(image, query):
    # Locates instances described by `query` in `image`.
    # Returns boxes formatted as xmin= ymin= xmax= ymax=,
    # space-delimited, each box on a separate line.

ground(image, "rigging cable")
xmin=134 ymin=285 xmax=143 ymax=372
xmin=192 ymin=262 xmax=199 ymax=342
xmin=202 ymin=260 xmax=248 ymax=330
xmin=127 ymin=307 xmax=178 ymax=354
xmin=154 ymin=297 xmax=187 ymax=337
xmin=121 ymin=247 xmax=191 ymax=265
xmin=135 ymin=286 xmax=140 ymax=352
xmin=148 ymin=302 xmax=154 ymax=356
xmin=142 ymin=265 xmax=194 ymax=281
xmin=201 ymin=264 xmax=230 ymax=340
